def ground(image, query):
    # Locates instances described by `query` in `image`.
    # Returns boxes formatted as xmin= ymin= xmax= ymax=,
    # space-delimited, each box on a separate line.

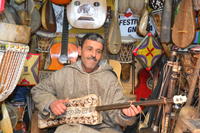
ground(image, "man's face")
xmin=78 ymin=39 xmax=103 ymax=73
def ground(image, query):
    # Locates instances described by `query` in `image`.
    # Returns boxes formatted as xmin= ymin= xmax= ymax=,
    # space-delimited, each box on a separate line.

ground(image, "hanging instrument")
xmin=48 ymin=6 xmax=78 ymax=70
xmin=172 ymin=0 xmax=195 ymax=48
xmin=0 ymin=41 xmax=29 ymax=101
xmin=67 ymin=0 xmax=107 ymax=29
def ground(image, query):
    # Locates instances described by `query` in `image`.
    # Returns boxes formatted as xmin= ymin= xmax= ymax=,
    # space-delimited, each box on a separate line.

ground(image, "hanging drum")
xmin=0 ymin=41 xmax=29 ymax=102
xmin=119 ymin=37 xmax=135 ymax=82
xmin=119 ymin=37 xmax=135 ymax=63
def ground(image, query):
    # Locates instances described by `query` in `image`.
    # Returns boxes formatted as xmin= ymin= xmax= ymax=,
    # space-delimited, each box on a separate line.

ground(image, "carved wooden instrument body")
xmin=38 ymin=94 xmax=187 ymax=129
xmin=41 ymin=0 xmax=56 ymax=32
xmin=67 ymin=0 xmax=107 ymax=29
xmin=172 ymin=0 xmax=195 ymax=48
xmin=48 ymin=43 xmax=78 ymax=70
xmin=137 ymin=0 xmax=149 ymax=37
xmin=107 ymin=0 xmax=121 ymax=54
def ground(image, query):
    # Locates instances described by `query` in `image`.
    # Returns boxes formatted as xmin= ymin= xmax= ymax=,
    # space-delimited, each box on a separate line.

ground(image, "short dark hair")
xmin=80 ymin=33 xmax=105 ymax=48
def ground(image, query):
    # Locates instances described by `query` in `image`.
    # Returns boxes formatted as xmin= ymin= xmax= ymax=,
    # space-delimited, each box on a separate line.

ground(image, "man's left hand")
xmin=122 ymin=105 xmax=142 ymax=117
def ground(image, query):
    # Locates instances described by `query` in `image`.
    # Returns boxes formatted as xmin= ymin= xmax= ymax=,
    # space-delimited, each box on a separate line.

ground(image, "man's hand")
xmin=50 ymin=99 xmax=69 ymax=115
xmin=122 ymin=105 xmax=142 ymax=117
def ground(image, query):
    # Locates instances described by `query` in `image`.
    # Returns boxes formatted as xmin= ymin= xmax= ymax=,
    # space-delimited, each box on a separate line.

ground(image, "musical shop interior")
xmin=1 ymin=0 xmax=200 ymax=132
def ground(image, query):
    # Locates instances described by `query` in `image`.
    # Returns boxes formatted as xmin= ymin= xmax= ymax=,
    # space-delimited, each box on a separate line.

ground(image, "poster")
xmin=119 ymin=8 xmax=156 ymax=39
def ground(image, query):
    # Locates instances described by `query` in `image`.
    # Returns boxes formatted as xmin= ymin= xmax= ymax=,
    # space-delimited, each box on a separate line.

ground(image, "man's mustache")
xmin=87 ymin=56 xmax=97 ymax=61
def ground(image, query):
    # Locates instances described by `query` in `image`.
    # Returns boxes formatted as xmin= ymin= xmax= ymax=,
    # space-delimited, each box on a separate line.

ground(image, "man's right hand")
xmin=49 ymin=99 xmax=68 ymax=115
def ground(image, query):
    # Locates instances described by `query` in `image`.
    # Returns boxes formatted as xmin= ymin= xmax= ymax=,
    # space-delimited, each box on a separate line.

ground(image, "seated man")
xmin=31 ymin=33 xmax=141 ymax=133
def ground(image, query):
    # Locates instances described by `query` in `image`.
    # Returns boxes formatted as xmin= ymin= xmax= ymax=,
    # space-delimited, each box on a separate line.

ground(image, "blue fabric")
xmin=10 ymin=86 xmax=30 ymax=102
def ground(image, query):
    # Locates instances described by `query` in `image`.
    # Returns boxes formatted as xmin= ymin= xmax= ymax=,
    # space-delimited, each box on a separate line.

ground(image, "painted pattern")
xmin=133 ymin=32 xmax=162 ymax=70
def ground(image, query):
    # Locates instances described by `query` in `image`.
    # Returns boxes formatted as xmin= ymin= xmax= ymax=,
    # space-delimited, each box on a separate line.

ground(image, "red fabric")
xmin=134 ymin=69 xmax=152 ymax=101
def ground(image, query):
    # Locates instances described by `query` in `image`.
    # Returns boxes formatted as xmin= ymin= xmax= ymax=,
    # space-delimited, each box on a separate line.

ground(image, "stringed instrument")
xmin=41 ymin=0 xmax=56 ymax=32
xmin=137 ymin=0 xmax=149 ymax=37
xmin=38 ymin=94 xmax=187 ymax=129
xmin=48 ymin=6 xmax=78 ymax=70
xmin=107 ymin=0 xmax=121 ymax=54
xmin=67 ymin=0 xmax=107 ymax=29
xmin=172 ymin=0 xmax=195 ymax=48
